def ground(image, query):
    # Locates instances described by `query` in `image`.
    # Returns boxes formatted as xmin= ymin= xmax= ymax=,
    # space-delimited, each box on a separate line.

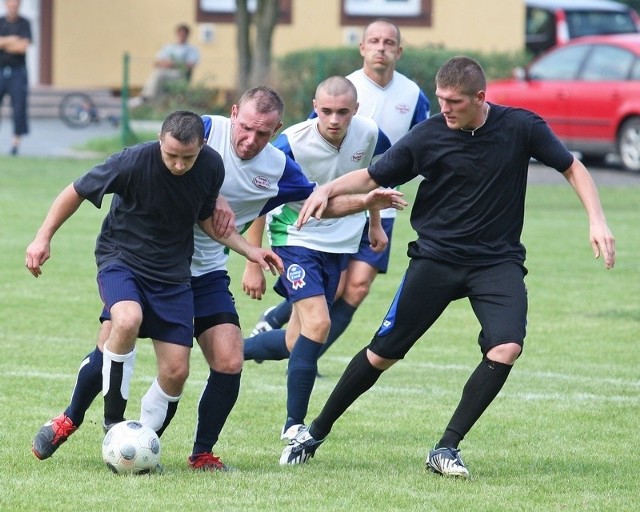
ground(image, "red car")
xmin=486 ymin=34 xmax=640 ymax=172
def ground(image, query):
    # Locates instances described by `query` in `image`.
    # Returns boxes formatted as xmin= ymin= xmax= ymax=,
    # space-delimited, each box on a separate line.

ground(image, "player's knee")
xmin=112 ymin=314 xmax=142 ymax=338
xmin=344 ymin=280 xmax=372 ymax=306
xmin=159 ymin=362 xmax=190 ymax=388
xmin=306 ymin=316 xmax=331 ymax=340
xmin=486 ymin=342 xmax=522 ymax=365
xmin=210 ymin=351 xmax=244 ymax=374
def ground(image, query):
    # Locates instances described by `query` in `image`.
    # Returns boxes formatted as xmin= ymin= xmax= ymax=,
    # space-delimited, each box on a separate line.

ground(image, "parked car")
xmin=526 ymin=0 xmax=640 ymax=55
xmin=486 ymin=34 xmax=640 ymax=172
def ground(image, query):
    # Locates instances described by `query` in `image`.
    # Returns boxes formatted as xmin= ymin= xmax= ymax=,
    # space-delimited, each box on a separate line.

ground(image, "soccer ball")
xmin=102 ymin=420 xmax=161 ymax=475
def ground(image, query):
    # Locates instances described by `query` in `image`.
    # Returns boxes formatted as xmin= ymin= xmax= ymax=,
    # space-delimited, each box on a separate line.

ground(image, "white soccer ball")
xmin=102 ymin=420 xmax=161 ymax=475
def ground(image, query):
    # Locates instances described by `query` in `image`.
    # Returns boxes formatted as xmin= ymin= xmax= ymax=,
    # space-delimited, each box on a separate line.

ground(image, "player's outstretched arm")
xmin=199 ymin=218 xmax=284 ymax=276
xmin=25 ymin=184 xmax=85 ymax=278
xmin=562 ymin=158 xmax=615 ymax=269
xmin=297 ymin=168 xmax=384 ymax=228
xmin=363 ymin=188 xmax=407 ymax=211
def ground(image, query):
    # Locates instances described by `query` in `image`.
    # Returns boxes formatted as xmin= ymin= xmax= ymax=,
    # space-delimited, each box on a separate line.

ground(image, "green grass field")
xmin=0 ymin=156 xmax=638 ymax=511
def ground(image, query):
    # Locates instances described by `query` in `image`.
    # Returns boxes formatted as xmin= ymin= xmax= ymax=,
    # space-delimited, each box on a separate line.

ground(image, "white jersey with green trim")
xmin=191 ymin=115 xmax=316 ymax=276
xmin=267 ymin=115 xmax=386 ymax=254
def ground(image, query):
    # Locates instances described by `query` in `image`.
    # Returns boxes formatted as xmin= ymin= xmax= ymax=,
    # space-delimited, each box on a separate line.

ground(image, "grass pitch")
xmin=0 ymin=156 xmax=638 ymax=511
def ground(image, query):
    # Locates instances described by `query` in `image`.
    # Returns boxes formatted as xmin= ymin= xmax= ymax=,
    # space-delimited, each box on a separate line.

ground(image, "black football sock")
xmin=192 ymin=370 xmax=241 ymax=455
xmin=102 ymin=347 xmax=136 ymax=427
xmin=310 ymin=347 xmax=383 ymax=440
xmin=437 ymin=358 xmax=513 ymax=449
xmin=65 ymin=347 xmax=103 ymax=426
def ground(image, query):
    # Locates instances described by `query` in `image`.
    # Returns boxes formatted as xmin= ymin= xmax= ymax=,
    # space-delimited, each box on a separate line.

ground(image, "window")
xmin=581 ymin=45 xmax=635 ymax=81
xmin=566 ymin=10 xmax=637 ymax=39
xmin=196 ymin=0 xmax=291 ymax=23
xmin=200 ymin=0 xmax=257 ymax=13
xmin=528 ymin=45 xmax=591 ymax=81
xmin=341 ymin=0 xmax=432 ymax=26
xmin=344 ymin=0 xmax=422 ymax=17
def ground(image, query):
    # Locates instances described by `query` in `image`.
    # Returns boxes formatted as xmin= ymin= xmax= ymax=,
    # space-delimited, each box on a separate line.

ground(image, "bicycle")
xmin=59 ymin=92 xmax=119 ymax=129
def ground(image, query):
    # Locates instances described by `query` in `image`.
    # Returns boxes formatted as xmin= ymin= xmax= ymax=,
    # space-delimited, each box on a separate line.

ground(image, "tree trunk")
xmin=251 ymin=0 xmax=279 ymax=87
xmin=236 ymin=0 xmax=252 ymax=93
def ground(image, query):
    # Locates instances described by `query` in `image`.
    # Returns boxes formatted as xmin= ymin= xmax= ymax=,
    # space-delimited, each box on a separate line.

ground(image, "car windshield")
xmin=566 ymin=10 xmax=637 ymax=38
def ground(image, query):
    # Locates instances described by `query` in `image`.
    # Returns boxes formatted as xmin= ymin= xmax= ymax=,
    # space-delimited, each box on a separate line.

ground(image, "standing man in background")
xmin=0 ymin=0 xmax=31 ymax=156
xmin=251 ymin=18 xmax=430 ymax=364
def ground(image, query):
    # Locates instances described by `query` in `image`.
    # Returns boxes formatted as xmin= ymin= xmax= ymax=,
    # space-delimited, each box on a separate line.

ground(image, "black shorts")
xmin=369 ymin=258 xmax=528 ymax=360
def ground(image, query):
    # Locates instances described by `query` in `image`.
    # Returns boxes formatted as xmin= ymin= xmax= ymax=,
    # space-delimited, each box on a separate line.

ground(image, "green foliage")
xmin=274 ymin=47 xmax=530 ymax=125
xmin=129 ymin=80 xmax=231 ymax=121
xmin=126 ymin=47 xmax=530 ymax=127
xmin=2 ymin=157 xmax=638 ymax=511
xmin=79 ymin=131 xmax=158 ymax=156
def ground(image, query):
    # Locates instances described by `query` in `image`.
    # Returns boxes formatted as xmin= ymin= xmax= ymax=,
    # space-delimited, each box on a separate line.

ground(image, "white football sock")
xmin=140 ymin=377 xmax=181 ymax=432
xmin=102 ymin=345 xmax=136 ymax=400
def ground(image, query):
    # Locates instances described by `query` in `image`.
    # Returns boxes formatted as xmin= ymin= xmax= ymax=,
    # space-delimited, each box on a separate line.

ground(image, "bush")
xmin=129 ymin=81 xmax=231 ymax=121
xmin=128 ymin=47 xmax=530 ymax=127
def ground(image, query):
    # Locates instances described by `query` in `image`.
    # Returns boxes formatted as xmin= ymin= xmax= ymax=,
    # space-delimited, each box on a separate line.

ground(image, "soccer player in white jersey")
xmin=242 ymin=77 xmax=392 ymax=452
xmin=31 ymin=86 xmax=403 ymax=470
xmin=251 ymin=19 xmax=430 ymax=364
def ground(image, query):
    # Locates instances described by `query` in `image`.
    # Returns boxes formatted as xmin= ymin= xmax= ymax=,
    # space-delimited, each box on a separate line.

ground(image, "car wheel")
xmin=617 ymin=117 xmax=640 ymax=172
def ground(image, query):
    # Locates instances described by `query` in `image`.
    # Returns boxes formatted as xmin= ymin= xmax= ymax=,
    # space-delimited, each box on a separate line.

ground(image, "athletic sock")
xmin=310 ymin=347 xmax=383 ymax=440
xmin=266 ymin=300 xmax=293 ymax=328
xmin=192 ymin=369 xmax=241 ymax=455
xmin=140 ymin=377 xmax=181 ymax=437
xmin=243 ymin=329 xmax=289 ymax=360
xmin=319 ymin=298 xmax=357 ymax=358
xmin=285 ymin=335 xmax=323 ymax=428
xmin=102 ymin=346 xmax=136 ymax=426
xmin=65 ymin=347 xmax=103 ymax=426
xmin=437 ymin=358 xmax=513 ymax=449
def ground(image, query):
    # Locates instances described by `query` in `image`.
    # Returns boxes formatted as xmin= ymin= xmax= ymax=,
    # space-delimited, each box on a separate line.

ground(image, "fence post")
xmin=120 ymin=52 xmax=135 ymax=146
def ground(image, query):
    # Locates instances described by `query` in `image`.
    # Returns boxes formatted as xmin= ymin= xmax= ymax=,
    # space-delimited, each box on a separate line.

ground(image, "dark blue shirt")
xmin=74 ymin=141 xmax=224 ymax=283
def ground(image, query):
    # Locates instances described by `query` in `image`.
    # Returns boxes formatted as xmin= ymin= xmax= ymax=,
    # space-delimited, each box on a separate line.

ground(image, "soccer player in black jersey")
xmin=280 ymin=56 xmax=616 ymax=477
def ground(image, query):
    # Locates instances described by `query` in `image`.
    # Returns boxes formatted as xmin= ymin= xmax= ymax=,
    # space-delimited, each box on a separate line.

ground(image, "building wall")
xmin=50 ymin=0 xmax=523 ymax=90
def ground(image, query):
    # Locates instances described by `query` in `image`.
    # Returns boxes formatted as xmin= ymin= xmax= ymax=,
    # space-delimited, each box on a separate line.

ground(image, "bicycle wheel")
xmin=59 ymin=92 xmax=98 ymax=128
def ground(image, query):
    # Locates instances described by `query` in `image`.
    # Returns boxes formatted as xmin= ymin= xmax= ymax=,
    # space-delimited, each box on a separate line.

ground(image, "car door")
xmin=525 ymin=43 xmax=592 ymax=138
xmin=566 ymin=43 xmax=636 ymax=143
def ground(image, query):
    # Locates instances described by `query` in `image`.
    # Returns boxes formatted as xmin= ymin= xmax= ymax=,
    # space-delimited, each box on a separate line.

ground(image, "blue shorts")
xmin=349 ymin=217 xmax=394 ymax=273
xmin=273 ymin=246 xmax=343 ymax=308
xmin=191 ymin=270 xmax=240 ymax=338
xmin=97 ymin=264 xmax=194 ymax=347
